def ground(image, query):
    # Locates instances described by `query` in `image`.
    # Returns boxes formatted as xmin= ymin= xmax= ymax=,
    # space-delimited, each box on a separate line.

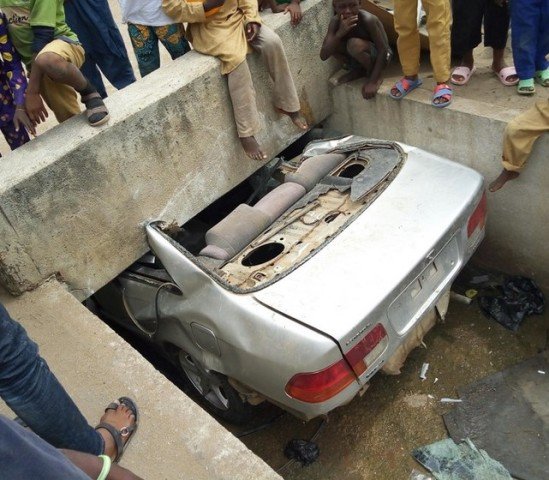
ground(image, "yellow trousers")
xmin=502 ymin=100 xmax=549 ymax=172
xmin=393 ymin=0 xmax=451 ymax=82
xmin=35 ymin=39 xmax=85 ymax=123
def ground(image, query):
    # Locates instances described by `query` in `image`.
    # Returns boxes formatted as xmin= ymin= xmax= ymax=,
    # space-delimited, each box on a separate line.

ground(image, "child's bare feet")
xmin=240 ymin=136 xmax=267 ymax=160
xmin=96 ymin=399 xmax=137 ymax=461
xmin=489 ymin=169 xmax=519 ymax=192
xmin=277 ymin=108 xmax=308 ymax=130
xmin=336 ymin=68 xmax=367 ymax=85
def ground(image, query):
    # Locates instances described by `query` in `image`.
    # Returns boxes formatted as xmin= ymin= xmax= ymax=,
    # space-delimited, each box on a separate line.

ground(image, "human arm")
xmin=283 ymin=0 xmax=302 ymax=26
xmin=61 ymin=450 xmax=144 ymax=480
xmin=0 ymin=15 xmax=36 ymax=134
xmin=320 ymin=16 xmax=352 ymax=61
xmin=162 ymin=0 xmax=221 ymax=23
xmin=25 ymin=56 xmax=48 ymax=125
xmin=239 ymin=0 xmax=262 ymax=28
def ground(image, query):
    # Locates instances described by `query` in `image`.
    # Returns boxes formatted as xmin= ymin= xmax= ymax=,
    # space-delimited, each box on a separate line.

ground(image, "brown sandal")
xmin=81 ymin=91 xmax=110 ymax=127
xmin=95 ymin=397 xmax=138 ymax=462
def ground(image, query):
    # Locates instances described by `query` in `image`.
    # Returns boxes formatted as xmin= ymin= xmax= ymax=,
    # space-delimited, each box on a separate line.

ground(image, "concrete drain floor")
xmin=234 ymin=298 xmax=548 ymax=480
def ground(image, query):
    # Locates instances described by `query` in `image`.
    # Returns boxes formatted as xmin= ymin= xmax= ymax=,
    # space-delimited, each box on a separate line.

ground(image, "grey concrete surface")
xmin=0 ymin=0 xmax=334 ymax=297
xmin=326 ymin=60 xmax=549 ymax=288
xmin=0 ymin=280 xmax=282 ymax=480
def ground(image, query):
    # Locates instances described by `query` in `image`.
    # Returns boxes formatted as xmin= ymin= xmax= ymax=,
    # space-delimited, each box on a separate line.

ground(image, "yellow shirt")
xmin=162 ymin=0 xmax=262 ymax=74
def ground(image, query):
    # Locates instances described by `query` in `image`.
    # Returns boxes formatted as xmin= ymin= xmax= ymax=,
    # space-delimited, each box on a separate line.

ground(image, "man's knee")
xmin=505 ymin=118 xmax=521 ymax=141
xmin=346 ymin=38 xmax=371 ymax=59
xmin=34 ymin=52 xmax=70 ymax=80
xmin=260 ymin=28 xmax=284 ymax=52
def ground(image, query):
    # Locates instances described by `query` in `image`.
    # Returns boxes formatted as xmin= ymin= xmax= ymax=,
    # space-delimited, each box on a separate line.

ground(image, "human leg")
xmin=250 ymin=25 xmax=305 ymax=129
xmin=227 ymin=60 xmax=265 ymax=160
xmin=35 ymin=40 xmax=108 ymax=125
xmin=534 ymin=1 xmax=548 ymax=85
xmin=64 ymin=0 xmax=135 ymax=92
xmin=489 ymin=100 xmax=549 ymax=191
xmin=155 ymin=24 xmax=191 ymax=62
xmin=422 ymin=0 xmax=452 ymax=105
xmin=450 ymin=0 xmax=482 ymax=84
xmin=0 ymin=303 xmax=103 ymax=454
xmin=484 ymin=0 xmax=517 ymax=85
xmin=451 ymin=0 xmax=483 ymax=58
xmin=80 ymin=57 xmax=108 ymax=98
xmin=393 ymin=0 xmax=421 ymax=79
xmin=392 ymin=0 xmax=421 ymax=98
xmin=510 ymin=0 xmax=538 ymax=82
xmin=0 ymin=120 xmax=30 ymax=151
xmin=128 ymin=23 xmax=161 ymax=78
xmin=0 ymin=304 xmax=138 ymax=460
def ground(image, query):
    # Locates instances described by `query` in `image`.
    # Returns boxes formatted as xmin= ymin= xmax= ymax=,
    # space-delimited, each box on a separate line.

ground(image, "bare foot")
xmin=489 ymin=169 xmax=519 ymax=192
xmin=96 ymin=400 xmax=137 ymax=460
xmin=276 ymin=108 xmax=308 ymax=130
xmin=240 ymin=136 xmax=267 ymax=160
xmin=336 ymin=69 xmax=367 ymax=85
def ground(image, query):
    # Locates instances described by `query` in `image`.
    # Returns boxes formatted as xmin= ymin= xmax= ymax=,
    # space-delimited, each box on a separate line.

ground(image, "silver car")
xmin=90 ymin=136 xmax=486 ymax=423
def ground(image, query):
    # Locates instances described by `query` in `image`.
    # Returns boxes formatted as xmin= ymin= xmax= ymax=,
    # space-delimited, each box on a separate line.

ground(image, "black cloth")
xmin=451 ymin=0 xmax=510 ymax=57
xmin=0 ymin=415 xmax=90 ymax=479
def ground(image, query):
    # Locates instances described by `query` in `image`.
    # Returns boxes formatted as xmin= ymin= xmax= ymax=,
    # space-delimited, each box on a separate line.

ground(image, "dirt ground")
xmin=233 ymin=296 xmax=548 ymax=480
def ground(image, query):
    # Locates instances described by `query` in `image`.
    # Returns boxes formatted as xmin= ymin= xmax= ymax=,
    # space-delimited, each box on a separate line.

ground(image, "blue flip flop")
xmin=432 ymin=83 xmax=453 ymax=108
xmin=389 ymin=77 xmax=423 ymax=100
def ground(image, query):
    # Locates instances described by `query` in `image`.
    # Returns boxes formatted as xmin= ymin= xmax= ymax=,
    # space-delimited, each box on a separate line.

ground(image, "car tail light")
xmin=467 ymin=192 xmax=487 ymax=238
xmin=285 ymin=324 xmax=388 ymax=403
xmin=344 ymin=324 xmax=388 ymax=376
xmin=285 ymin=359 xmax=355 ymax=403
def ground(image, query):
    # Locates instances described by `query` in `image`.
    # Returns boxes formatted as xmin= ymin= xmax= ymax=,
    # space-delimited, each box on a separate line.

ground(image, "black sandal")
xmin=95 ymin=397 xmax=139 ymax=463
xmin=81 ymin=91 xmax=110 ymax=127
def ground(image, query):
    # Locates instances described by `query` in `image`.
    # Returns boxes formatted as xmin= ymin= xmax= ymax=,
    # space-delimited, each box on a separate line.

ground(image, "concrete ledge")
xmin=0 ymin=0 xmax=333 ymax=297
xmin=326 ymin=82 xmax=549 ymax=287
xmin=0 ymin=280 xmax=281 ymax=479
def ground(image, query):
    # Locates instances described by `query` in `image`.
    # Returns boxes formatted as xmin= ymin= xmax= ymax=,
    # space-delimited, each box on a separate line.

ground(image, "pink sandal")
xmin=451 ymin=65 xmax=476 ymax=86
xmin=493 ymin=66 xmax=519 ymax=86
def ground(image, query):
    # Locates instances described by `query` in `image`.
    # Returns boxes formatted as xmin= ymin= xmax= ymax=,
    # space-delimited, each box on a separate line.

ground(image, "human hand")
xmin=24 ymin=92 xmax=48 ymax=125
xmin=361 ymin=79 xmax=382 ymax=100
xmin=203 ymin=0 xmax=225 ymax=11
xmin=336 ymin=14 xmax=358 ymax=38
xmin=13 ymin=107 xmax=37 ymax=136
xmin=284 ymin=2 xmax=302 ymax=26
xmin=246 ymin=22 xmax=261 ymax=42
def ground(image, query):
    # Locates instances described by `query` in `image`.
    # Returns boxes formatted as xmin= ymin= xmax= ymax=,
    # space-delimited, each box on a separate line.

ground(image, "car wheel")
xmin=177 ymin=351 xmax=256 ymax=425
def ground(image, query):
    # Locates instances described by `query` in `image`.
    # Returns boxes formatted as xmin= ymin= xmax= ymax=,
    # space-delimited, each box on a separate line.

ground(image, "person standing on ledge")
xmin=162 ymin=0 xmax=308 ymax=160
xmin=64 ymin=0 xmax=136 ymax=99
xmin=389 ymin=0 xmax=453 ymax=108
xmin=489 ymin=98 xmax=549 ymax=192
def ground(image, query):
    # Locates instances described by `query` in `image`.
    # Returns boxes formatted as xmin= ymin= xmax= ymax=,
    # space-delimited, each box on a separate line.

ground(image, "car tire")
xmin=177 ymin=350 xmax=257 ymax=425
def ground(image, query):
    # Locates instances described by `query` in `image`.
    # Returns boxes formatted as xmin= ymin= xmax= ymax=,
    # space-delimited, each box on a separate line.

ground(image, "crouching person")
xmin=162 ymin=0 xmax=308 ymax=160
xmin=320 ymin=0 xmax=392 ymax=99
xmin=0 ymin=0 xmax=109 ymax=127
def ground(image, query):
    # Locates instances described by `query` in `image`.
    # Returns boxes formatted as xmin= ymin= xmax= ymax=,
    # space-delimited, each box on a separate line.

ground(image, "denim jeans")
xmin=0 ymin=303 xmax=103 ymax=454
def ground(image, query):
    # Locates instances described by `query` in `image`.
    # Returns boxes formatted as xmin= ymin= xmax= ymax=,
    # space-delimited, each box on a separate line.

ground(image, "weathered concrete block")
xmin=327 ymin=83 xmax=549 ymax=287
xmin=0 ymin=0 xmax=334 ymax=298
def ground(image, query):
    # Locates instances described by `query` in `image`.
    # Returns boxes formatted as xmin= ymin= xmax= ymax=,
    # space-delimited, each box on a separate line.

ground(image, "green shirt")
xmin=0 ymin=0 xmax=78 ymax=65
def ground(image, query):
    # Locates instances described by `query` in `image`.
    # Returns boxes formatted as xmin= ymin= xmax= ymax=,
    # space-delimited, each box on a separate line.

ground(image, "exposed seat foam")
xmin=201 ymin=204 xmax=270 ymax=260
xmin=285 ymin=153 xmax=346 ymax=191
xmin=254 ymin=182 xmax=306 ymax=222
